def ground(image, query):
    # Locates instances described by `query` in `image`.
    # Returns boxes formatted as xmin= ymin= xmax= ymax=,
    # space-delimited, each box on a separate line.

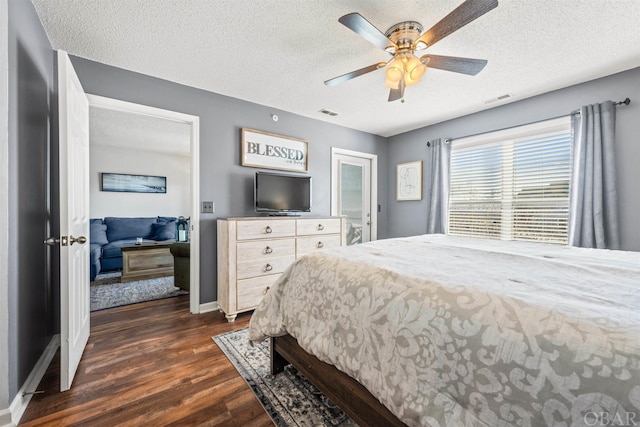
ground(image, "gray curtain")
xmin=426 ymin=138 xmax=451 ymax=234
xmin=568 ymin=101 xmax=620 ymax=249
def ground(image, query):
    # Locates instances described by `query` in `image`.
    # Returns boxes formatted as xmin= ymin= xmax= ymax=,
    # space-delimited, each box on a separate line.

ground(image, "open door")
xmin=55 ymin=50 xmax=90 ymax=391
xmin=331 ymin=148 xmax=378 ymax=245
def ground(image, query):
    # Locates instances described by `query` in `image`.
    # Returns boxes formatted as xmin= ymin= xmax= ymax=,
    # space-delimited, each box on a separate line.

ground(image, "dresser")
xmin=217 ymin=216 xmax=346 ymax=321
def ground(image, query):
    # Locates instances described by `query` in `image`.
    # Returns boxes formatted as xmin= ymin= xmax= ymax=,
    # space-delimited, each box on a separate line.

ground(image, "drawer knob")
xmin=264 ymin=286 xmax=270 ymax=295
xmin=264 ymin=246 xmax=273 ymax=254
xmin=317 ymin=224 xmax=324 ymax=231
xmin=265 ymin=226 xmax=273 ymax=234
xmin=265 ymin=263 xmax=273 ymax=272
xmin=316 ymin=241 xmax=324 ymax=248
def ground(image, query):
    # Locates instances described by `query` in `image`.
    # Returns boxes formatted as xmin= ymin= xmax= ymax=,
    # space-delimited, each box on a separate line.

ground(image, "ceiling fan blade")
xmin=388 ymin=79 xmax=405 ymax=102
xmin=421 ymin=54 xmax=488 ymax=75
xmin=339 ymin=13 xmax=395 ymax=51
xmin=324 ymin=62 xmax=386 ymax=86
xmin=416 ymin=0 xmax=498 ymax=49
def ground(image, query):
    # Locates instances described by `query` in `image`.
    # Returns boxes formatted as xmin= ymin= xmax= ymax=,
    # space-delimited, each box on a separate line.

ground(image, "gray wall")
xmin=387 ymin=67 xmax=640 ymax=251
xmin=7 ymin=0 xmax=57 ymax=400
xmin=68 ymin=56 xmax=389 ymax=304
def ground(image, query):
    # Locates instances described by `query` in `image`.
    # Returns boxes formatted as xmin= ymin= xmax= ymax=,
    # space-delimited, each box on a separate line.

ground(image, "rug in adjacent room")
xmin=213 ymin=327 xmax=356 ymax=427
xmin=90 ymin=273 xmax=188 ymax=311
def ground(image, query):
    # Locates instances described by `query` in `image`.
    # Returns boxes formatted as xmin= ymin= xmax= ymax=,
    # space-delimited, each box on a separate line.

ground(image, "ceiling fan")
xmin=324 ymin=0 xmax=499 ymax=102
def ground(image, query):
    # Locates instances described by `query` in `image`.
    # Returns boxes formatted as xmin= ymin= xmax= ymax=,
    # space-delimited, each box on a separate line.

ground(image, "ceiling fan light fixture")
xmin=385 ymin=57 xmax=404 ymax=83
xmin=409 ymin=64 xmax=427 ymax=82
xmin=404 ymin=74 xmax=420 ymax=87
xmin=328 ymin=0 xmax=499 ymax=102
xmin=406 ymin=55 xmax=426 ymax=80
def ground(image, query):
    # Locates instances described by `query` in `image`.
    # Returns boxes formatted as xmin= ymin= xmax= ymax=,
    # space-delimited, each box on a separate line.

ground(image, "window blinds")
xmin=448 ymin=117 xmax=572 ymax=243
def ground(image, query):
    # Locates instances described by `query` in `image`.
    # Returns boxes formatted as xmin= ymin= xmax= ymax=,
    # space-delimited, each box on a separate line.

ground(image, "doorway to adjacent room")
xmin=331 ymin=148 xmax=378 ymax=244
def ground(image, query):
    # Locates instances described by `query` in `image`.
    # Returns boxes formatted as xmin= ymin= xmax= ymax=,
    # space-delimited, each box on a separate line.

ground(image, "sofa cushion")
xmin=104 ymin=217 xmax=157 ymax=242
xmin=90 ymin=220 xmax=108 ymax=245
xmin=157 ymin=216 xmax=177 ymax=224
xmin=151 ymin=221 xmax=176 ymax=241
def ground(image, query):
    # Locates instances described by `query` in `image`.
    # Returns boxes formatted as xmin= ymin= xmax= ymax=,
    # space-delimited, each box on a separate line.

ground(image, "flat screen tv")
xmin=255 ymin=171 xmax=311 ymax=215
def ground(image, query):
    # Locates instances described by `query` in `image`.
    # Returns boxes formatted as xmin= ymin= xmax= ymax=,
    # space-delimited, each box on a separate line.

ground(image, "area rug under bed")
xmin=212 ymin=327 xmax=356 ymax=426
xmin=90 ymin=273 xmax=188 ymax=311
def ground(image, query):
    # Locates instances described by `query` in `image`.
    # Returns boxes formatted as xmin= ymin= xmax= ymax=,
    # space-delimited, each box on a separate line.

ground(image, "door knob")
xmin=69 ymin=235 xmax=87 ymax=245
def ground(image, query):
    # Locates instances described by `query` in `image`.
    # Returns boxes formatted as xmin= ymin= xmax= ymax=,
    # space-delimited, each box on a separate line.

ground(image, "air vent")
xmin=483 ymin=93 xmax=514 ymax=104
xmin=319 ymin=108 xmax=339 ymax=116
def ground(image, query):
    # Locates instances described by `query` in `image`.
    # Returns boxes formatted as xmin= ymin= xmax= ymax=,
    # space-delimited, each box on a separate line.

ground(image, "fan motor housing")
xmin=385 ymin=21 xmax=423 ymax=51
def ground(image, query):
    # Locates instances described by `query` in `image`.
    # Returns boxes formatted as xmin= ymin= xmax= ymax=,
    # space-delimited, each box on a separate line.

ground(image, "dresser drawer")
xmin=237 ymin=238 xmax=295 ymax=261
xmin=237 ymin=255 xmax=295 ymax=280
xmin=296 ymin=218 xmax=342 ymax=236
xmin=237 ymin=274 xmax=281 ymax=311
xmin=236 ymin=219 xmax=296 ymax=240
xmin=296 ymin=235 xmax=342 ymax=257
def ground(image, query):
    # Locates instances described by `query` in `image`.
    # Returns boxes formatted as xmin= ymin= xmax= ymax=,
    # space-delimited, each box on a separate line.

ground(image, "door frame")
xmin=330 ymin=147 xmax=378 ymax=242
xmin=86 ymin=95 xmax=201 ymax=314
xmin=0 ymin=0 xmax=9 ymax=414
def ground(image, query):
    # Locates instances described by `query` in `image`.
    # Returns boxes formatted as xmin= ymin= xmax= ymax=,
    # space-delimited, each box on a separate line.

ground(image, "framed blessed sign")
xmin=241 ymin=128 xmax=308 ymax=172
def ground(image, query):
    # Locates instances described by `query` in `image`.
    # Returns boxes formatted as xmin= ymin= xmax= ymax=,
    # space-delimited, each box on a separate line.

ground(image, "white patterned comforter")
xmin=248 ymin=234 xmax=640 ymax=426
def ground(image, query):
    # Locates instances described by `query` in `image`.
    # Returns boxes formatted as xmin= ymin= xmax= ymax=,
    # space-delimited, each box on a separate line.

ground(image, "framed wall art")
xmin=101 ymin=173 xmax=167 ymax=193
xmin=396 ymin=161 xmax=422 ymax=201
xmin=241 ymin=128 xmax=308 ymax=173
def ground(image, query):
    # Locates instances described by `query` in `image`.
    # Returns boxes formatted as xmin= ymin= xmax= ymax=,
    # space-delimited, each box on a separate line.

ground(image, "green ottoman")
xmin=169 ymin=242 xmax=190 ymax=291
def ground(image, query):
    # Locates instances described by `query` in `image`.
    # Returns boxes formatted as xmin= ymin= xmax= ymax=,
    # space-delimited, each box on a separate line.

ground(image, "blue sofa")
xmin=90 ymin=216 xmax=177 ymax=281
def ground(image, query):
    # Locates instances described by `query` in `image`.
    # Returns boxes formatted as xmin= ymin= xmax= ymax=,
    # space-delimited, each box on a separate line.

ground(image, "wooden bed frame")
xmin=270 ymin=334 xmax=407 ymax=427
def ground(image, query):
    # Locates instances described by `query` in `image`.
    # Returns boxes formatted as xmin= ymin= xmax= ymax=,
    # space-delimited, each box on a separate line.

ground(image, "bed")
xmin=248 ymin=234 xmax=640 ymax=426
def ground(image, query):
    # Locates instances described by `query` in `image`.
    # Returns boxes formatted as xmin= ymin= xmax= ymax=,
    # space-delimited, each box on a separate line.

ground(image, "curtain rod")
xmin=443 ymin=97 xmax=631 ymax=144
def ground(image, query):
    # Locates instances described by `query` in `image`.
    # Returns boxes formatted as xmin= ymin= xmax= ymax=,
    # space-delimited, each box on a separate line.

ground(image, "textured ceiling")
xmin=33 ymin=0 xmax=640 ymax=137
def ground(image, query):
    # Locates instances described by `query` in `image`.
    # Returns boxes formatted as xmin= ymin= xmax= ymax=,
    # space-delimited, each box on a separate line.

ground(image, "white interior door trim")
xmin=1 ymin=0 xmax=11 ymax=412
xmin=85 ymin=94 xmax=201 ymax=314
xmin=331 ymin=147 xmax=378 ymax=241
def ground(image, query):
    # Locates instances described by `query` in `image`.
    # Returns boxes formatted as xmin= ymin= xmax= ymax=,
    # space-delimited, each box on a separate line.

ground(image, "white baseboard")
xmin=198 ymin=301 xmax=220 ymax=314
xmin=4 ymin=334 xmax=60 ymax=426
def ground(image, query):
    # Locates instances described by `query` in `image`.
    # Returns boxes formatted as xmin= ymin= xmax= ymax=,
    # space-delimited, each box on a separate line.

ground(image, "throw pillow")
xmin=157 ymin=216 xmax=177 ymax=223
xmin=151 ymin=221 xmax=176 ymax=241
xmin=90 ymin=221 xmax=108 ymax=245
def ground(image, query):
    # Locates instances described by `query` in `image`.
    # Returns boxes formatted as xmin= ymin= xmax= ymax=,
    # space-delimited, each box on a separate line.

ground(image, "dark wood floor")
xmin=19 ymin=296 xmax=273 ymax=426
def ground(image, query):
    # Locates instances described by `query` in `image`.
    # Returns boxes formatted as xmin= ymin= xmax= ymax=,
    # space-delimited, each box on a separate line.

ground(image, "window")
xmin=448 ymin=117 xmax=572 ymax=244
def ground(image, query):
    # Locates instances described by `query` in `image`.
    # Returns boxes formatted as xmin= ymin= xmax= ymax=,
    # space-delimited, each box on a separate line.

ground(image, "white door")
xmin=57 ymin=50 xmax=90 ymax=391
xmin=331 ymin=148 xmax=377 ymax=244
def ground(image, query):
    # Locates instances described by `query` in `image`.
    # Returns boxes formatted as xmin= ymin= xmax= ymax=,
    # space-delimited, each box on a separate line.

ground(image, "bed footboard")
xmin=270 ymin=334 xmax=406 ymax=427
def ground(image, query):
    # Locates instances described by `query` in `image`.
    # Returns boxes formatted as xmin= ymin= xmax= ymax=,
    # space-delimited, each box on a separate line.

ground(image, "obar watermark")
xmin=584 ymin=411 xmax=638 ymax=426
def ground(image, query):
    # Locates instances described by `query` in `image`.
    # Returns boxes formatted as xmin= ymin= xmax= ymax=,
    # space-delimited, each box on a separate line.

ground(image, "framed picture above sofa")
xmin=101 ymin=173 xmax=167 ymax=193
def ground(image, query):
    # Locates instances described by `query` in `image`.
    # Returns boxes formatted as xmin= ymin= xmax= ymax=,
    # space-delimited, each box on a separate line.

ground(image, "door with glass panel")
xmin=331 ymin=149 xmax=377 ymax=245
